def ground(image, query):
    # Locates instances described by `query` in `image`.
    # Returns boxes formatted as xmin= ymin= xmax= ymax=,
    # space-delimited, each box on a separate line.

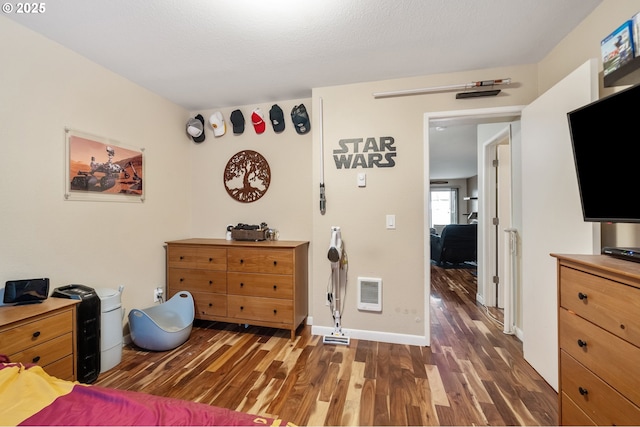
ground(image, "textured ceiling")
xmin=6 ymin=0 xmax=602 ymax=111
xmin=6 ymin=0 xmax=602 ymax=180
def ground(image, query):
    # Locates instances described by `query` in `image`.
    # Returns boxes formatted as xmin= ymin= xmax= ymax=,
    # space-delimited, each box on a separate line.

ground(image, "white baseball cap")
xmin=186 ymin=115 xmax=205 ymax=143
xmin=209 ymin=111 xmax=226 ymax=137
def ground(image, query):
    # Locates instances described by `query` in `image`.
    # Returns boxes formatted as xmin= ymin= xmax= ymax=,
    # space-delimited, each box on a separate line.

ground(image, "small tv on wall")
xmin=567 ymin=83 xmax=640 ymax=224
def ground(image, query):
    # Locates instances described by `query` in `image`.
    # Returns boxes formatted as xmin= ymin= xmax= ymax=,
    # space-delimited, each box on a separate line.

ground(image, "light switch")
xmin=357 ymin=173 xmax=366 ymax=187
xmin=386 ymin=214 xmax=396 ymax=229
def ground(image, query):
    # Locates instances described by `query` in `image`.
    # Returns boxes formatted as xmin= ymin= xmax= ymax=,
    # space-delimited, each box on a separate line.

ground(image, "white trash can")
xmin=96 ymin=286 xmax=124 ymax=373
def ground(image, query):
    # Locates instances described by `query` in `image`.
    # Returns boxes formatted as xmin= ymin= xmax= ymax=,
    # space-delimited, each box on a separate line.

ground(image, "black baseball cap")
xmin=230 ymin=109 xmax=245 ymax=134
xmin=269 ymin=104 xmax=285 ymax=133
xmin=291 ymin=104 xmax=310 ymax=135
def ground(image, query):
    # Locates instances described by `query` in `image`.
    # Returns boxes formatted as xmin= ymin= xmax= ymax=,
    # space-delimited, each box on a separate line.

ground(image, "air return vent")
xmin=357 ymin=277 xmax=382 ymax=312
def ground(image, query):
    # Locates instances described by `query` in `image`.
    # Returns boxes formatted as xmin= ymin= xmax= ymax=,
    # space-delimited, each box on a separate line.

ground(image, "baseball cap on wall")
xmin=209 ymin=111 xmax=226 ymax=137
xmin=186 ymin=114 xmax=205 ymax=143
xmin=230 ymin=109 xmax=245 ymax=134
xmin=269 ymin=104 xmax=285 ymax=133
xmin=291 ymin=104 xmax=310 ymax=135
xmin=251 ymin=108 xmax=266 ymax=134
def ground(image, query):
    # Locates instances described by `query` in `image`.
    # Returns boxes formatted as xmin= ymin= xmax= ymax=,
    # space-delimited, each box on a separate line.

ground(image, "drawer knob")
xmin=180 ymin=278 xmax=184 ymax=282
xmin=273 ymin=261 xmax=277 ymax=266
xmin=577 ymin=339 xmax=587 ymax=348
xmin=180 ymin=256 xmax=184 ymax=260
xmin=240 ymin=259 xmax=244 ymax=264
xmin=578 ymin=386 xmax=588 ymax=396
xmin=209 ymin=257 xmax=213 ymax=262
xmin=32 ymin=331 xmax=41 ymax=338
xmin=209 ymin=303 xmax=213 ymax=307
xmin=209 ymin=280 xmax=213 ymax=285
xmin=273 ymin=285 xmax=277 ymax=290
xmin=578 ymin=292 xmax=588 ymax=300
xmin=32 ymin=356 xmax=40 ymax=363
xmin=273 ymin=309 xmax=277 ymax=314
xmin=240 ymin=283 xmax=244 ymax=287
xmin=240 ymin=306 xmax=244 ymax=310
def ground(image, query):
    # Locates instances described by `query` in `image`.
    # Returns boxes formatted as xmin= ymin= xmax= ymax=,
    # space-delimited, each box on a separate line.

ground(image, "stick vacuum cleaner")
xmin=323 ymin=226 xmax=350 ymax=345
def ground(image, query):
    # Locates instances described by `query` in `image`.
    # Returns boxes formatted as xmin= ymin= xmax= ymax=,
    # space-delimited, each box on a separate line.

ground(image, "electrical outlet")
xmin=154 ymin=287 xmax=163 ymax=303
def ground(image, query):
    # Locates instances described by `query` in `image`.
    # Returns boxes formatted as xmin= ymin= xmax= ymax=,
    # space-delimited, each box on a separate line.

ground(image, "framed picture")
xmin=64 ymin=128 xmax=145 ymax=202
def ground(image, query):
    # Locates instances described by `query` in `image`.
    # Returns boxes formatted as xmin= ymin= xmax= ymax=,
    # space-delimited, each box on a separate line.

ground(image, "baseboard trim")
xmin=127 ymin=316 xmax=428 ymax=347
xmin=514 ymin=325 xmax=524 ymax=341
xmin=311 ymin=325 xmax=428 ymax=346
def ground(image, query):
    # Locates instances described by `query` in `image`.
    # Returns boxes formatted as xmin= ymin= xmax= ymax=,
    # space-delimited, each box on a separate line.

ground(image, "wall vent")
xmin=357 ymin=277 xmax=382 ymax=312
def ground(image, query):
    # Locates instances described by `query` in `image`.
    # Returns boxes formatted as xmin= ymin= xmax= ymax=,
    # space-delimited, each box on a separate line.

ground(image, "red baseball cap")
xmin=251 ymin=108 xmax=266 ymax=134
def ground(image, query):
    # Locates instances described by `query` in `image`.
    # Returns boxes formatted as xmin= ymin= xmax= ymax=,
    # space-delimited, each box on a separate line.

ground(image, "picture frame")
xmin=64 ymin=128 xmax=145 ymax=202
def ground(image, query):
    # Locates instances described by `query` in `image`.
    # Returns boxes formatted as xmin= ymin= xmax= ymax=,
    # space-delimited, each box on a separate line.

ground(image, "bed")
xmin=0 ymin=361 xmax=292 ymax=426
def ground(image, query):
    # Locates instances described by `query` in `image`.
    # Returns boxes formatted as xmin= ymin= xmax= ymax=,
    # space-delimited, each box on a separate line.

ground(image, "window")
xmin=430 ymin=188 xmax=458 ymax=228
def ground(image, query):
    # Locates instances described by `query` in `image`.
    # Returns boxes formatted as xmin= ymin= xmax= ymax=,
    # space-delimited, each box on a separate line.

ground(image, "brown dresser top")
xmin=166 ymin=238 xmax=309 ymax=249
xmin=0 ymin=298 xmax=79 ymax=327
xmin=552 ymin=253 xmax=640 ymax=287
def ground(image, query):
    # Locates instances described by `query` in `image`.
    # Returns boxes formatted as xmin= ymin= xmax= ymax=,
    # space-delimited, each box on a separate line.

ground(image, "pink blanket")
xmin=0 ymin=363 xmax=290 ymax=426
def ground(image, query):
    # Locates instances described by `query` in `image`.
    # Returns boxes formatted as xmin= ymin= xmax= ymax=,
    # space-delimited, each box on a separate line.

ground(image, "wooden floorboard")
xmin=94 ymin=264 xmax=558 ymax=425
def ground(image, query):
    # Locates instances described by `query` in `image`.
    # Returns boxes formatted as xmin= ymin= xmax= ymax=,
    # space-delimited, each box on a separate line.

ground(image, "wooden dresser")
xmin=0 ymin=298 xmax=79 ymax=381
xmin=166 ymin=238 xmax=309 ymax=340
xmin=553 ymin=254 xmax=640 ymax=426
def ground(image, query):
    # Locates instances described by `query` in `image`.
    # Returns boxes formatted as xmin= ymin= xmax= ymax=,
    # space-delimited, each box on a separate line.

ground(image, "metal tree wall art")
xmin=223 ymin=150 xmax=271 ymax=203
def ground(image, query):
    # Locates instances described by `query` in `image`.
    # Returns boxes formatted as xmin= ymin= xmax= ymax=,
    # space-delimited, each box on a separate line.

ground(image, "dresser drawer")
xmin=1 ymin=310 xmax=73 ymax=355
xmin=227 ymin=295 xmax=293 ymax=323
xmin=8 ymin=332 xmax=73 ymax=368
xmin=167 ymin=246 xmax=227 ymax=270
xmin=561 ymin=350 xmax=640 ymax=425
xmin=560 ymin=266 xmax=640 ymax=347
xmin=168 ymin=268 xmax=227 ymax=293
xmin=191 ymin=291 xmax=227 ymax=318
xmin=227 ymin=248 xmax=293 ymax=274
xmin=44 ymin=354 xmax=74 ymax=381
xmin=559 ymin=308 xmax=640 ymax=407
xmin=227 ymin=272 xmax=293 ymax=299
xmin=561 ymin=392 xmax=596 ymax=426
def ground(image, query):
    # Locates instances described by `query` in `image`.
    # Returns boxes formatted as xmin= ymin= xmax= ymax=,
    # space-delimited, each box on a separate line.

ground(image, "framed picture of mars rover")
xmin=64 ymin=128 xmax=145 ymax=202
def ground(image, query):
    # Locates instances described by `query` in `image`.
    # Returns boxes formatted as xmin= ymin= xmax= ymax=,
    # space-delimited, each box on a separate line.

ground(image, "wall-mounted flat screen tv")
xmin=567 ymin=83 xmax=640 ymax=223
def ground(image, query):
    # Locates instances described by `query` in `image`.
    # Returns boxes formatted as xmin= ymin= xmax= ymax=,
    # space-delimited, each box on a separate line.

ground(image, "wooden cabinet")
xmin=553 ymin=254 xmax=640 ymax=425
xmin=0 ymin=298 xmax=79 ymax=381
xmin=166 ymin=238 xmax=309 ymax=340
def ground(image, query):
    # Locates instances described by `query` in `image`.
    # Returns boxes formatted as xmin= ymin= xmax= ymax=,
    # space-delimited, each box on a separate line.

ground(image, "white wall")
xmin=1 ymin=17 xmax=191 ymax=316
xmin=521 ymin=59 xmax=599 ymax=391
xmin=189 ymin=102 xmax=312 ymax=242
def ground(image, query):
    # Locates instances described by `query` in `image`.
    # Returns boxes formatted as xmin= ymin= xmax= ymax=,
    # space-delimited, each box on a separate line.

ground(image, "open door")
xmin=496 ymin=142 xmax=512 ymax=310
xmin=480 ymin=125 xmax=512 ymax=311
xmin=520 ymin=59 xmax=600 ymax=391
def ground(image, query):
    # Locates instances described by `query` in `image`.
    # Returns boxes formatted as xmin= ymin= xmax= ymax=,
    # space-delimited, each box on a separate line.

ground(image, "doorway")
xmin=424 ymin=105 xmax=523 ymax=346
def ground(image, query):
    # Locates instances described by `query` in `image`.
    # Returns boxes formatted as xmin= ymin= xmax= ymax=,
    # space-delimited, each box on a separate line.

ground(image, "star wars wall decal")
xmin=332 ymin=136 xmax=396 ymax=169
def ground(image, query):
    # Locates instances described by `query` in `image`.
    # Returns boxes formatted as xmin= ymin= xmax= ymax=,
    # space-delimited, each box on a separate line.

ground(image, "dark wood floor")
xmin=94 ymin=265 xmax=558 ymax=425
